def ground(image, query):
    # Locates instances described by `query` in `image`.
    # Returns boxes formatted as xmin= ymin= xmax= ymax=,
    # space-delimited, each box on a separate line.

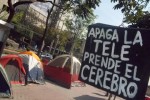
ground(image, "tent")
xmin=43 ymin=54 xmax=81 ymax=88
xmin=18 ymin=54 xmax=44 ymax=84
xmin=0 ymin=64 xmax=12 ymax=98
xmin=0 ymin=54 xmax=26 ymax=84
xmin=19 ymin=51 xmax=41 ymax=61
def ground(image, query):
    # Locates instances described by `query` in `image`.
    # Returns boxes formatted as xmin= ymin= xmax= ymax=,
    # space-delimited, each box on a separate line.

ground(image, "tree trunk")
xmin=7 ymin=0 xmax=15 ymax=23
xmin=7 ymin=0 xmax=34 ymax=23
xmin=37 ymin=0 xmax=56 ymax=56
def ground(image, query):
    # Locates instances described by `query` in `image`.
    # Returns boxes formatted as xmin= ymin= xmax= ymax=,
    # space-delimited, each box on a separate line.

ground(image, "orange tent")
xmin=19 ymin=51 xmax=41 ymax=61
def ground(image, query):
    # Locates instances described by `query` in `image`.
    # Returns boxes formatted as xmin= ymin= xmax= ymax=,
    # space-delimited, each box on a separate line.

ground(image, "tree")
xmin=11 ymin=10 xmax=44 ymax=44
xmin=111 ymin=0 xmax=150 ymax=25
xmin=37 ymin=0 xmax=56 ymax=55
xmin=6 ymin=0 xmax=60 ymax=23
xmin=0 ymin=0 xmax=101 ymax=56
xmin=128 ymin=12 xmax=150 ymax=29
xmin=3 ymin=0 xmax=101 ymax=23
xmin=64 ymin=12 xmax=96 ymax=54
xmin=45 ymin=27 xmax=70 ymax=50
xmin=11 ymin=11 xmax=24 ymax=24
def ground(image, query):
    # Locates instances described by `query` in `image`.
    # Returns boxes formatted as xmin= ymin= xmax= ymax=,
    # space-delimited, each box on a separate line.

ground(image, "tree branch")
xmin=7 ymin=0 xmax=15 ymax=22
xmin=6 ymin=0 xmax=63 ymax=22
xmin=13 ymin=1 xmax=33 ymax=8
xmin=13 ymin=0 xmax=62 ymax=9
xmin=43 ymin=1 xmax=62 ymax=9
xmin=8 ymin=0 xmax=14 ymax=12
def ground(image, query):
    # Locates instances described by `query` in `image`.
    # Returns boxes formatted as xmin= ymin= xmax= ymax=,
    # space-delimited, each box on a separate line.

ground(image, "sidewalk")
xmin=1 ymin=80 xmax=124 ymax=100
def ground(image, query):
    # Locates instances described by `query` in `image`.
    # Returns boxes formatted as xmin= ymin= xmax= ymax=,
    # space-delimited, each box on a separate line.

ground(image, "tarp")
xmin=0 ymin=64 xmax=12 ymax=98
xmin=0 ymin=54 xmax=26 ymax=84
xmin=44 ymin=54 xmax=81 ymax=88
xmin=19 ymin=54 xmax=44 ymax=84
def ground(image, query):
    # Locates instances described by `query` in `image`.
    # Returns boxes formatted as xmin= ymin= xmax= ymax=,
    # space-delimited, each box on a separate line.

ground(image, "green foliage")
xmin=64 ymin=11 xmax=96 ymax=54
xmin=5 ymin=0 xmax=101 ymax=53
xmin=5 ymin=0 xmax=101 ymax=23
xmin=12 ymin=10 xmax=45 ymax=41
xmin=12 ymin=11 xmax=24 ymax=24
xmin=65 ymin=12 xmax=96 ymax=38
xmin=63 ymin=0 xmax=101 ymax=19
xmin=0 ymin=11 xmax=8 ymax=20
xmin=129 ymin=12 xmax=150 ymax=29
xmin=111 ymin=0 xmax=150 ymax=24
xmin=85 ymin=0 xmax=101 ymax=9
xmin=74 ymin=4 xmax=93 ymax=19
xmin=45 ymin=28 xmax=70 ymax=51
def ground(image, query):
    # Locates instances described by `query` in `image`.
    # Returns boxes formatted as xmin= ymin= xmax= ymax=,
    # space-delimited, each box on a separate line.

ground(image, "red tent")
xmin=43 ymin=54 xmax=81 ymax=88
xmin=0 ymin=54 xmax=26 ymax=84
xmin=145 ymin=96 xmax=150 ymax=100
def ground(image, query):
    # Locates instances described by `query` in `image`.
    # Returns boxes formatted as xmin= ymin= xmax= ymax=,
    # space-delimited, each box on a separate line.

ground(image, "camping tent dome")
xmin=46 ymin=54 xmax=81 ymax=75
xmin=19 ymin=54 xmax=44 ymax=84
xmin=44 ymin=54 xmax=81 ymax=88
xmin=0 ymin=64 xmax=12 ymax=98
xmin=0 ymin=54 xmax=26 ymax=84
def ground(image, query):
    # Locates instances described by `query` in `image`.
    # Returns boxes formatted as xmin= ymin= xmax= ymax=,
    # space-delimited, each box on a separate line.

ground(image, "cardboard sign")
xmin=79 ymin=23 xmax=150 ymax=100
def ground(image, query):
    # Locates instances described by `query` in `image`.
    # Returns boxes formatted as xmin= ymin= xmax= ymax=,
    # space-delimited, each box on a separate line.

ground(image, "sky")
xmin=33 ymin=0 xmax=150 ymax=27
xmin=94 ymin=0 xmax=124 ymax=26
xmin=94 ymin=0 xmax=150 ymax=26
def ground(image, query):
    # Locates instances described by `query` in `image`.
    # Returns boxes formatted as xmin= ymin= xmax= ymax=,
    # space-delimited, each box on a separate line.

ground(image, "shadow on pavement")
xmin=93 ymin=92 xmax=108 ymax=97
xmin=44 ymin=79 xmax=70 ymax=89
xmin=74 ymin=95 xmax=105 ymax=100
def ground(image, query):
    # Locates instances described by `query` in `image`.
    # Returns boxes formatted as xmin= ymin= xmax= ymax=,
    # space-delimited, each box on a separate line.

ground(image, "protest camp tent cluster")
xmin=0 ymin=52 xmax=44 ymax=84
xmin=43 ymin=54 xmax=81 ymax=88
xmin=0 ymin=54 xmax=26 ymax=84
xmin=19 ymin=52 xmax=44 ymax=84
xmin=0 ymin=64 xmax=12 ymax=98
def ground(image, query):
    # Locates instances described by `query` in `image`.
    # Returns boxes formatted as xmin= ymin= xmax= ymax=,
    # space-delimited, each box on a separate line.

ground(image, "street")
xmin=1 ymin=80 xmax=124 ymax=100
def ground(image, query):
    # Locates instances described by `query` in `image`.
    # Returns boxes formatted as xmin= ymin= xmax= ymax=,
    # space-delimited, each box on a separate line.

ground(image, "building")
xmin=24 ymin=4 xmax=48 ymax=27
xmin=0 ymin=0 xmax=73 ymax=30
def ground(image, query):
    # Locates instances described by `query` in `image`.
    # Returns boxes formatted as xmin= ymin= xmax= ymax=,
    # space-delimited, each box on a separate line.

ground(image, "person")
xmin=19 ymin=48 xmax=31 ymax=85
xmin=23 ymin=63 xmax=29 ymax=85
xmin=34 ymin=44 xmax=37 ymax=52
xmin=18 ymin=36 xmax=26 ymax=49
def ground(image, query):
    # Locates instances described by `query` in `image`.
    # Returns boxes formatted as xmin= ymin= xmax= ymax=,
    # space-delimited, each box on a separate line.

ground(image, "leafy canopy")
xmin=3 ymin=0 xmax=101 ymax=22
xmin=111 ymin=0 xmax=150 ymax=24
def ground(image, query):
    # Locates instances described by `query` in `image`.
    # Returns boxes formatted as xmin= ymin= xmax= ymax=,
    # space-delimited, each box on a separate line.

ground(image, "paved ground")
xmin=1 ymin=80 xmax=124 ymax=100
